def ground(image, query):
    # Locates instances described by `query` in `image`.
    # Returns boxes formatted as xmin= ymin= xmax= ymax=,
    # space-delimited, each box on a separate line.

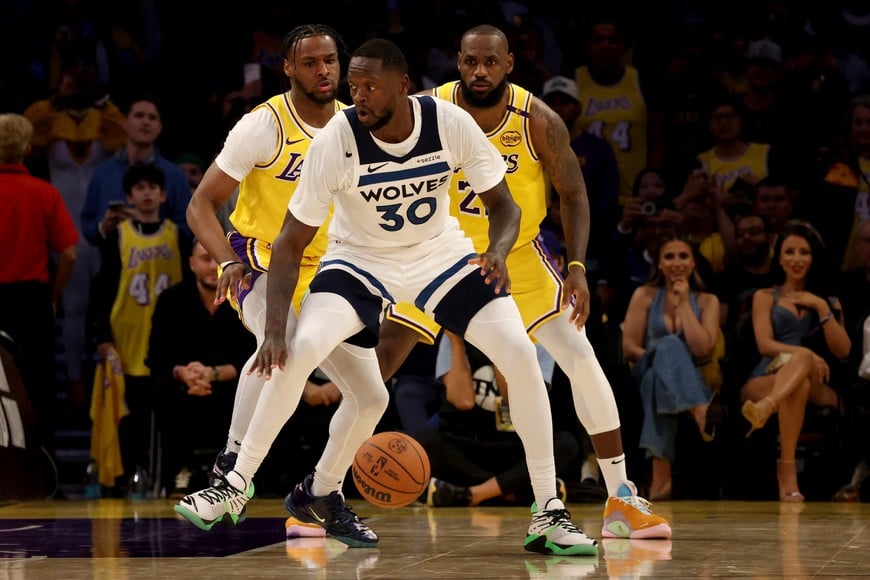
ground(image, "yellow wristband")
xmin=567 ymin=260 xmax=587 ymax=274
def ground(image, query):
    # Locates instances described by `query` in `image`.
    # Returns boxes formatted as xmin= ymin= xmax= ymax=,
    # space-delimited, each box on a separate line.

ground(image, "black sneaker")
xmin=209 ymin=447 xmax=238 ymax=486
xmin=284 ymin=473 xmax=378 ymax=548
xmin=426 ymin=477 xmax=472 ymax=507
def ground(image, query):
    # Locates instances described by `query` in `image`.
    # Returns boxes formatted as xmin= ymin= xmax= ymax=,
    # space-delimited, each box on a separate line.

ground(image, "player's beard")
xmin=364 ymin=106 xmax=394 ymax=133
xmin=301 ymin=86 xmax=335 ymax=105
xmin=458 ymin=77 xmax=508 ymax=109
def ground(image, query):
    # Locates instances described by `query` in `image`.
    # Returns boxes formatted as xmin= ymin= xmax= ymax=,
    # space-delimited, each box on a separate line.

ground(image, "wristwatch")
xmin=212 ymin=366 xmax=220 ymax=382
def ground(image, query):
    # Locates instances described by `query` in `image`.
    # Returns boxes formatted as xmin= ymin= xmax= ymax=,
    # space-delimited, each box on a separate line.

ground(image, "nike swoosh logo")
xmin=286 ymin=138 xmax=306 ymax=146
xmin=611 ymin=457 xmax=625 ymax=465
xmin=309 ymin=509 xmax=326 ymax=523
xmin=367 ymin=163 xmax=388 ymax=173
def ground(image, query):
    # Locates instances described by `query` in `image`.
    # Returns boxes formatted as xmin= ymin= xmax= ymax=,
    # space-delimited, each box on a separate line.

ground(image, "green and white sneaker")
xmin=174 ymin=470 xmax=254 ymax=531
xmin=524 ymin=498 xmax=598 ymax=556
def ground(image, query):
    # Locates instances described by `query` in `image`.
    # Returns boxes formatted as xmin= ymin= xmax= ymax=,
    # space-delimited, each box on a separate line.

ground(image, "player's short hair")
xmin=282 ymin=24 xmax=346 ymax=63
xmin=352 ymin=39 xmax=408 ymax=75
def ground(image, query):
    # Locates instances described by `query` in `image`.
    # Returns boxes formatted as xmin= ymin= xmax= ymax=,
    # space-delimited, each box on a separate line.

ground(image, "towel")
xmin=89 ymin=347 xmax=129 ymax=487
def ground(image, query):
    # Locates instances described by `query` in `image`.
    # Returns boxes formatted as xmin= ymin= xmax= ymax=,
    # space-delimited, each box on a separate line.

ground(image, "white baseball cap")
xmin=541 ymin=76 xmax=579 ymax=102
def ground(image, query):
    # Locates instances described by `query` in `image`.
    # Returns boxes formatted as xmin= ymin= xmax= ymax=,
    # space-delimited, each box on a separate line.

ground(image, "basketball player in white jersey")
xmin=178 ymin=38 xmax=596 ymax=557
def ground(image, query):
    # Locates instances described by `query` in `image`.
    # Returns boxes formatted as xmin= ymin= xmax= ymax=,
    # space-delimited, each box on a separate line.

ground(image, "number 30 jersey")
xmin=290 ymin=96 xmax=505 ymax=253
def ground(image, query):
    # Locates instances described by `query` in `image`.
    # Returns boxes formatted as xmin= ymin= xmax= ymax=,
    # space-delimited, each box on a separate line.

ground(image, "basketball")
xmin=352 ymin=431 xmax=431 ymax=508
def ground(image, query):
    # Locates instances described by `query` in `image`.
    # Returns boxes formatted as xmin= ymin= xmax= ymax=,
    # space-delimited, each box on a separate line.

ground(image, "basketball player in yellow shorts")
xmin=381 ymin=25 xmax=671 ymax=540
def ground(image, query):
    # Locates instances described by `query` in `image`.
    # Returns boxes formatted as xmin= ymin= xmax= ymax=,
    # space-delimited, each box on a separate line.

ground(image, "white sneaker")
xmin=174 ymin=470 xmax=254 ymax=531
xmin=524 ymin=498 xmax=598 ymax=556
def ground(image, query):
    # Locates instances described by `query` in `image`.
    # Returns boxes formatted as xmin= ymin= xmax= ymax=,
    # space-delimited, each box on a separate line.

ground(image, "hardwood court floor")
xmin=1 ymin=498 xmax=868 ymax=578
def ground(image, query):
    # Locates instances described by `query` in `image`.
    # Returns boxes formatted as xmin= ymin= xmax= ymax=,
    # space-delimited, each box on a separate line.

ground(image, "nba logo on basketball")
xmin=371 ymin=456 xmax=387 ymax=476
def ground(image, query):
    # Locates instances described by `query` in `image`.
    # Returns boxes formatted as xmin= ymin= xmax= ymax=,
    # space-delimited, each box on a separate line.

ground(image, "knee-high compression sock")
xmin=465 ymin=298 xmax=556 ymax=507
xmin=533 ymin=311 xmax=621 ymax=435
xmin=534 ymin=312 xmax=628 ymax=495
xmin=232 ymin=292 xmax=364 ymax=482
xmin=312 ymin=343 xmax=390 ymax=497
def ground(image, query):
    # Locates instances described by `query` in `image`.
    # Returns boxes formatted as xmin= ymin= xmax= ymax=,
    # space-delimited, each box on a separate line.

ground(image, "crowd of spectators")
xmin=2 ymin=0 xmax=870 ymax=501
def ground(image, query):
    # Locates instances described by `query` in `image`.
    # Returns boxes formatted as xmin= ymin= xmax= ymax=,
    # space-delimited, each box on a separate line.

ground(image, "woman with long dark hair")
xmin=741 ymin=220 xmax=850 ymax=501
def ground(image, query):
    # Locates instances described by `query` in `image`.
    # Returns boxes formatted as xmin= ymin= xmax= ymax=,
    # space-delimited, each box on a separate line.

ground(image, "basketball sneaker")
xmin=524 ymin=498 xmax=598 ymax=556
xmin=602 ymin=482 xmax=672 ymax=539
xmin=285 ymin=473 xmax=379 ymax=548
xmin=174 ymin=470 xmax=254 ymax=531
xmin=426 ymin=477 xmax=472 ymax=507
xmin=208 ymin=447 xmax=238 ymax=486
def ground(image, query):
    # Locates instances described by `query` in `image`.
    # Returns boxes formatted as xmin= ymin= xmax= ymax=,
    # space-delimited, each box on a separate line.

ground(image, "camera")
xmin=641 ymin=201 xmax=659 ymax=216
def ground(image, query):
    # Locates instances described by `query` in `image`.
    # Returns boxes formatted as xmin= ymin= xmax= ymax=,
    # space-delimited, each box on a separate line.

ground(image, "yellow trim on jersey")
xmin=228 ymin=93 xmax=346 ymax=269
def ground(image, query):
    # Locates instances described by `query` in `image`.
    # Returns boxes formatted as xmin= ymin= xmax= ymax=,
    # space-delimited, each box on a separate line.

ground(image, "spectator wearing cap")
xmin=737 ymin=39 xmax=796 ymax=155
xmin=541 ymin=75 xmax=619 ymax=283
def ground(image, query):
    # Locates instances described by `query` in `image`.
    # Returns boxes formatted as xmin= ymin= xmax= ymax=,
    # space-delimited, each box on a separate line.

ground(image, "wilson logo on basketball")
xmin=500 ymin=131 xmax=521 ymax=147
xmin=353 ymin=467 xmax=392 ymax=503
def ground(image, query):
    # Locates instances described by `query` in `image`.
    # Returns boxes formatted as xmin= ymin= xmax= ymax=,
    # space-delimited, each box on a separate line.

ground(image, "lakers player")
xmin=384 ymin=25 xmax=671 ymax=540
xmin=179 ymin=25 xmax=359 ymax=531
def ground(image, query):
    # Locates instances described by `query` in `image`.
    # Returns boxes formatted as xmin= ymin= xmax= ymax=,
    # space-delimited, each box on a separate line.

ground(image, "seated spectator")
xmin=89 ymin=164 xmax=187 ymax=489
xmin=740 ymin=220 xmax=850 ymax=502
xmin=622 ymin=234 xmax=721 ymax=500
xmin=751 ymin=176 xmax=797 ymax=248
xmin=421 ymin=331 xmax=578 ymax=507
xmin=147 ymin=240 xmax=256 ymax=497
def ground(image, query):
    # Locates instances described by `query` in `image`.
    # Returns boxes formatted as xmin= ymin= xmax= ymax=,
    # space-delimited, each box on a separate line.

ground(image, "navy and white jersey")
xmin=289 ymin=95 xmax=505 ymax=253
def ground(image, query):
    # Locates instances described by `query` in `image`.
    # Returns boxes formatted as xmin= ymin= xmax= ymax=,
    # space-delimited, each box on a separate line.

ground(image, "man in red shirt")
xmin=0 ymin=113 xmax=78 ymax=451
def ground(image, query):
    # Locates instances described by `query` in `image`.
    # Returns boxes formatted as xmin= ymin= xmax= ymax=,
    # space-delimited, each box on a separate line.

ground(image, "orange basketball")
xmin=352 ymin=431 xmax=431 ymax=508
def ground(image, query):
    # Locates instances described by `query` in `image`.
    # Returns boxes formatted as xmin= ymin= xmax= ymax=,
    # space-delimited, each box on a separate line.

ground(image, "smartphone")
xmin=108 ymin=201 xmax=127 ymax=211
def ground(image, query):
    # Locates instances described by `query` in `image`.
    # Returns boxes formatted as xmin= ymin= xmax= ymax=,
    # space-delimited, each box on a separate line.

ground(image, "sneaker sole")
xmin=174 ymin=504 xmax=248 ymax=531
xmin=524 ymin=534 xmax=599 ymax=557
xmin=284 ymin=494 xmax=379 ymax=549
xmin=601 ymin=521 xmax=672 ymax=539
xmin=174 ymin=504 xmax=220 ymax=531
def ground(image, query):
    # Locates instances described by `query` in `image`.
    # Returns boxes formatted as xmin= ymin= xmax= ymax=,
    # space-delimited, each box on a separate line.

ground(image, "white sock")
xmin=598 ymin=454 xmax=628 ymax=497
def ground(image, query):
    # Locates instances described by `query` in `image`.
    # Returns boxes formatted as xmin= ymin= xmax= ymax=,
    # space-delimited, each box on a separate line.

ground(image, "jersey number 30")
xmin=376 ymin=198 xmax=437 ymax=231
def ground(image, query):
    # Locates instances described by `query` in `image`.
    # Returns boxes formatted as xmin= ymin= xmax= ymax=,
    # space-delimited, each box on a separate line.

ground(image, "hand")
xmin=619 ymin=198 xmax=645 ymax=229
xmin=671 ymin=277 xmax=690 ymax=304
xmin=100 ymin=204 xmax=136 ymax=234
xmin=302 ymin=381 xmax=342 ymax=406
xmin=185 ymin=381 xmax=213 ymax=397
xmin=783 ymin=290 xmax=824 ymax=312
xmin=468 ymin=252 xmax=510 ymax=295
xmin=96 ymin=342 xmax=114 ymax=362
xmin=562 ymin=266 xmax=590 ymax=329
xmin=813 ymin=354 xmax=830 ymax=384
xmin=215 ymin=261 xmax=251 ymax=305
xmin=248 ymin=333 xmax=288 ymax=379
